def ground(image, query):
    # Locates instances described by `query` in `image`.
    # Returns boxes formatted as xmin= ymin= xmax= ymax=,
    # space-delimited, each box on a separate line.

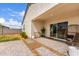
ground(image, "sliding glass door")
xmin=57 ymin=22 xmax=68 ymax=39
xmin=50 ymin=22 xmax=68 ymax=39
xmin=50 ymin=24 xmax=57 ymax=37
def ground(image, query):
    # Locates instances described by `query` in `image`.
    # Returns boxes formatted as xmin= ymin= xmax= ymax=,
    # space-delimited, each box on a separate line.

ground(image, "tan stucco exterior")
xmin=23 ymin=3 xmax=79 ymax=38
xmin=44 ymin=16 xmax=79 ymax=37
xmin=23 ymin=3 xmax=58 ymax=38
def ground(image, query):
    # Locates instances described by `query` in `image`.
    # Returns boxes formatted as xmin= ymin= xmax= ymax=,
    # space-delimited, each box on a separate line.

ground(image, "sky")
xmin=0 ymin=3 xmax=27 ymax=29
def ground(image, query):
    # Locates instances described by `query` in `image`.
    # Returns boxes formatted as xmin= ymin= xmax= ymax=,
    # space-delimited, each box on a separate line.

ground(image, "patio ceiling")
xmin=33 ymin=3 xmax=79 ymax=21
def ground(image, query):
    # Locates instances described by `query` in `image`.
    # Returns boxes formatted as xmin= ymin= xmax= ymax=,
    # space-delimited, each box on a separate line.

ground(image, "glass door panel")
xmin=50 ymin=22 xmax=68 ymax=39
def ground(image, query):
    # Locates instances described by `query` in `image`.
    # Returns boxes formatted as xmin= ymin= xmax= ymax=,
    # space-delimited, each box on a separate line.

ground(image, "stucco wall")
xmin=45 ymin=16 xmax=79 ymax=37
xmin=32 ymin=21 xmax=44 ymax=33
xmin=23 ymin=3 xmax=57 ymax=38
xmin=23 ymin=3 xmax=79 ymax=38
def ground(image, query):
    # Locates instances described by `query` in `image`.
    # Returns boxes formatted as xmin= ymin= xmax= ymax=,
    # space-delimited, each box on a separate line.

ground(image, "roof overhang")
xmin=33 ymin=3 xmax=79 ymax=21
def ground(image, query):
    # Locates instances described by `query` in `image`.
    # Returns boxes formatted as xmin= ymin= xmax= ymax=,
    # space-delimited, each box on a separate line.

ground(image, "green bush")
xmin=41 ymin=27 xmax=46 ymax=37
xmin=20 ymin=32 xmax=28 ymax=39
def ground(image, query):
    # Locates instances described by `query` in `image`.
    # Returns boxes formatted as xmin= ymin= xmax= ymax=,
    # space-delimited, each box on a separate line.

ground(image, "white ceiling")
xmin=34 ymin=3 xmax=79 ymax=21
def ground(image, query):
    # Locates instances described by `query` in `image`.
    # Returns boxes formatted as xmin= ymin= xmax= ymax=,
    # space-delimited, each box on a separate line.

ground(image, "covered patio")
xmin=22 ymin=3 xmax=79 ymax=56
xmin=32 ymin=4 xmax=79 ymax=46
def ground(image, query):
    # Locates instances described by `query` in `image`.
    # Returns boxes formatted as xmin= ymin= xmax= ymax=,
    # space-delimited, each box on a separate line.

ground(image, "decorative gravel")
xmin=0 ymin=40 xmax=33 ymax=56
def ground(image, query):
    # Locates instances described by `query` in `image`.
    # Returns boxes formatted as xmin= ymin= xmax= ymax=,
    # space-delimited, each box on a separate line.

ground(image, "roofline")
xmin=21 ymin=4 xmax=29 ymax=25
xmin=0 ymin=24 xmax=9 ymax=28
xmin=22 ymin=3 xmax=34 ymax=25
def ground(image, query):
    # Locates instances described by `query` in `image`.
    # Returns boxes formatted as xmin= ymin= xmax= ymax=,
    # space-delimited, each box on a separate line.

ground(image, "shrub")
xmin=41 ymin=27 xmax=46 ymax=37
xmin=20 ymin=32 xmax=28 ymax=39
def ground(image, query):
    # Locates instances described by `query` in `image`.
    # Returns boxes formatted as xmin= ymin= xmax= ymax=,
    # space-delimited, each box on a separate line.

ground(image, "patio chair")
xmin=34 ymin=32 xmax=41 ymax=38
xmin=66 ymin=32 xmax=76 ymax=46
xmin=66 ymin=24 xmax=79 ymax=45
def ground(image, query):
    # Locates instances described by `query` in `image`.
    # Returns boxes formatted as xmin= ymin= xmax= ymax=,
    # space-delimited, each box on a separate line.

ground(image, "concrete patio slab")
xmin=36 ymin=46 xmax=57 ymax=56
xmin=34 ymin=37 xmax=68 ymax=55
xmin=0 ymin=40 xmax=33 ymax=56
xmin=23 ymin=39 xmax=60 ymax=56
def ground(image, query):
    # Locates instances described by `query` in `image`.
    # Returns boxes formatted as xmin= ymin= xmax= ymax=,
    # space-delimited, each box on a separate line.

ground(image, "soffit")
xmin=33 ymin=3 xmax=79 ymax=21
